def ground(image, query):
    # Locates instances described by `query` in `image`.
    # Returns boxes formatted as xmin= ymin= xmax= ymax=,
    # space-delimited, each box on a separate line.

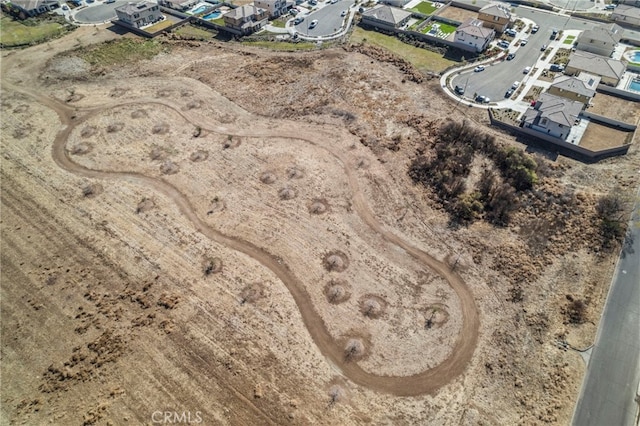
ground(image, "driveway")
xmin=294 ymin=0 xmax=354 ymax=37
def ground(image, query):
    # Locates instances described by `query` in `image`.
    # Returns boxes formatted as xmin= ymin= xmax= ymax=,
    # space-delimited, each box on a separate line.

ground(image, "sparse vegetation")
xmin=0 ymin=14 xmax=72 ymax=48
xmin=80 ymin=39 xmax=167 ymax=68
xmin=596 ymin=191 xmax=627 ymax=249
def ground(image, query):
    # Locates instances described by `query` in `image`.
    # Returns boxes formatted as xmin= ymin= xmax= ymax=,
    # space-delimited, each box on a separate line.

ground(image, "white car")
xmin=309 ymin=19 xmax=318 ymax=29
xmin=511 ymin=81 xmax=520 ymax=89
xmin=474 ymin=65 xmax=485 ymax=72
xmin=523 ymin=66 xmax=531 ymax=74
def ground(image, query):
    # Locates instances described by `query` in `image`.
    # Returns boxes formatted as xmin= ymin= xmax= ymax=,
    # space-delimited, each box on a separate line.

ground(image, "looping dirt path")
xmin=2 ymin=73 xmax=479 ymax=396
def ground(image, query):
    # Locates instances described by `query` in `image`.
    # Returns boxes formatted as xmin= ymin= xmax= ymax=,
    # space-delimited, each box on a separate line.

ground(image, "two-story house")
xmin=575 ymin=23 xmax=622 ymax=57
xmin=453 ymin=18 xmax=495 ymax=52
xmin=477 ymin=4 xmax=511 ymax=33
xmin=547 ymin=73 xmax=600 ymax=106
xmin=612 ymin=5 xmax=640 ymax=28
xmin=223 ymin=4 xmax=269 ymax=34
xmin=115 ymin=1 xmax=163 ymax=28
xmin=2 ymin=0 xmax=61 ymax=19
xmin=157 ymin=0 xmax=197 ymax=12
xmin=253 ymin=0 xmax=288 ymax=18
xmin=522 ymin=93 xmax=583 ymax=140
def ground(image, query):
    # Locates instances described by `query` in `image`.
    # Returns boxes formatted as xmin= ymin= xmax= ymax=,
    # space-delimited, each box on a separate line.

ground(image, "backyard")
xmin=580 ymin=121 xmax=634 ymax=150
xmin=437 ymin=5 xmax=477 ymax=22
xmin=421 ymin=21 xmax=457 ymax=38
xmin=411 ymin=1 xmax=438 ymax=15
xmin=173 ymin=24 xmax=216 ymax=40
xmin=589 ymin=92 xmax=640 ymax=124
xmin=0 ymin=14 xmax=72 ymax=47
xmin=350 ymin=27 xmax=455 ymax=72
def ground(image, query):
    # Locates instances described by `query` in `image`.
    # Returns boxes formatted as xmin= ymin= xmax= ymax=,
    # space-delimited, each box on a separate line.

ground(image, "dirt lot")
xmin=580 ymin=121 xmax=634 ymax=150
xmin=1 ymin=25 xmax=639 ymax=426
xmin=435 ymin=5 xmax=478 ymax=22
xmin=589 ymin=92 xmax=640 ymax=125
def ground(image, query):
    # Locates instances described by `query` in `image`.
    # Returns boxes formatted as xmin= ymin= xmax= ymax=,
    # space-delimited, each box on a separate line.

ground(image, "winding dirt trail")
xmin=2 ymin=59 xmax=479 ymax=396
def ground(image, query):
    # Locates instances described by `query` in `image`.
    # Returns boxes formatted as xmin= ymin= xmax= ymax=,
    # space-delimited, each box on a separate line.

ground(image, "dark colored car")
xmin=505 ymin=88 xmax=515 ymax=98
xmin=506 ymin=53 xmax=516 ymax=60
xmin=454 ymin=85 xmax=465 ymax=95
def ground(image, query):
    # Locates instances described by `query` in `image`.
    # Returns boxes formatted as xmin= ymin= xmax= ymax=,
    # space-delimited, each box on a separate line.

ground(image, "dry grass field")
xmin=1 ymin=24 xmax=639 ymax=426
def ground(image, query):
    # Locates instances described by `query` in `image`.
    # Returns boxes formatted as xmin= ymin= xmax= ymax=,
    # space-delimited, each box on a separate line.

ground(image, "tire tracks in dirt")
xmin=2 ymin=78 xmax=478 ymax=396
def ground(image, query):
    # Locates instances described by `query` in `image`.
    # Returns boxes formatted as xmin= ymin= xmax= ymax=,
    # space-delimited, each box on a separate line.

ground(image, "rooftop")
xmin=361 ymin=4 xmax=412 ymax=25
xmin=613 ymin=4 xmax=640 ymax=19
xmin=479 ymin=4 xmax=511 ymax=19
xmin=116 ymin=0 xmax=158 ymax=14
xmin=550 ymin=73 xmax=600 ymax=97
xmin=567 ymin=50 xmax=626 ymax=80
xmin=225 ymin=4 xmax=265 ymax=18
xmin=524 ymin=93 xmax=584 ymax=127
xmin=578 ymin=23 xmax=623 ymax=45
xmin=456 ymin=18 xmax=494 ymax=38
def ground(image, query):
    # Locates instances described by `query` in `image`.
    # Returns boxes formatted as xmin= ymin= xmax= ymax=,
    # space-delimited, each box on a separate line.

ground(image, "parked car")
xmin=506 ymin=53 xmax=516 ymax=60
xmin=505 ymin=88 xmax=515 ymax=98
xmin=523 ymin=66 xmax=531 ymax=74
xmin=294 ymin=16 xmax=304 ymax=24
xmin=540 ymin=44 xmax=547 ymax=51
xmin=330 ymin=0 xmax=338 ymax=4
xmin=604 ymin=4 xmax=616 ymax=9
xmin=308 ymin=0 xmax=317 ymax=4
xmin=504 ymin=28 xmax=517 ymax=37
xmin=474 ymin=65 xmax=485 ymax=72
xmin=549 ymin=63 xmax=565 ymax=72
xmin=62 ymin=4 xmax=69 ymax=9
xmin=475 ymin=95 xmax=490 ymax=103
xmin=309 ymin=19 xmax=318 ymax=28
xmin=531 ymin=25 xmax=539 ymax=33
xmin=520 ymin=39 xmax=528 ymax=46
xmin=454 ymin=85 xmax=465 ymax=95
xmin=497 ymin=40 xmax=510 ymax=49
xmin=290 ymin=8 xmax=298 ymax=15
xmin=511 ymin=81 xmax=520 ymax=89
xmin=341 ymin=9 xmax=347 ymax=16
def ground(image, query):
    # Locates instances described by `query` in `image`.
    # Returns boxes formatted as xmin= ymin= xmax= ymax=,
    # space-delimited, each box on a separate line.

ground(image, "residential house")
xmin=223 ymin=4 xmax=268 ymax=34
xmin=380 ymin=0 xmax=411 ymax=8
xmin=575 ymin=23 xmax=622 ymax=57
xmin=453 ymin=18 xmax=494 ymax=52
xmin=157 ymin=0 xmax=197 ymax=12
xmin=522 ymin=93 xmax=583 ymax=140
xmin=547 ymin=73 xmax=600 ymax=105
xmin=2 ymin=0 xmax=60 ymax=19
xmin=360 ymin=5 xmax=412 ymax=31
xmin=565 ymin=50 xmax=626 ymax=86
xmin=253 ymin=0 xmax=288 ymax=18
xmin=612 ymin=5 xmax=640 ymax=28
xmin=477 ymin=4 xmax=511 ymax=33
xmin=115 ymin=1 xmax=163 ymax=28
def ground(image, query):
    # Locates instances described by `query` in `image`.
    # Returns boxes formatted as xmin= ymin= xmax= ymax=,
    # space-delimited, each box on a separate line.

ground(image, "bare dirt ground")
xmin=580 ymin=121 xmax=634 ymax=150
xmin=436 ymin=5 xmax=478 ymax=22
xmin=589 ymin=92 xmax=640 ymax=124
xmin=1 ymin=25 xmax=639 ymax=426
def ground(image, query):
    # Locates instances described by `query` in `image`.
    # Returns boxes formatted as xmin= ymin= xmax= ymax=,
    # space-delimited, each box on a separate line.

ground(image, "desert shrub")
xmin=596 ymin=192 xmax=626 ymax=247
xmin=485 ymin=183 xmax=517 ymax=226
xmin=453 ymin=192 xmax=483 ymax=223
xmin=565 ymin=296 xmax=587 ymax=324
xmin=495 ymin=147 xmax=538 ymax=191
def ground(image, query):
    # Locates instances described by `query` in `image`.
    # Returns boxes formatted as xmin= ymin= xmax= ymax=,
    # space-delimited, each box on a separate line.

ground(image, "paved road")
xmin=450 ymin=6 xmax=599 ymax=102
xmin=73 ymin=0 xmax=129 ymax=23
xmin=295 ymin=0 xmax=353 ymax=36
xmin=572 ymin=188 xmax=640 ymax=426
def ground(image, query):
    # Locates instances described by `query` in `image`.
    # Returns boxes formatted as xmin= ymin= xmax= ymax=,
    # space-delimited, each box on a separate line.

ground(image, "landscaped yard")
xmin=563 ymin=35 xmax=576 ymax=45
xmin=350 ymin=27 xmax=455 ymax=72
xmin=411 ymin=1 xmax=438 ymax=15
xmin=421 ymin=21 xmax=457 ymax=37
xmin=550 ymin=48 xmax=572 ymax=65
xmin=407 ymin=18 xmax=427 ymax=31
xmin=270 ymin=17 xmax=287 ymax=28
xmin=212 ymin=17 xmax=225 ymax=26
xmin=0 ymin=14 xmax=72 ymax=47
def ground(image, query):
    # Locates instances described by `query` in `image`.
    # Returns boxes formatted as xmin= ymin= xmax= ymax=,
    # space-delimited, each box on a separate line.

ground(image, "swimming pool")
xmin=203 ymin=10 xmax=220 ymax=19
xmin=190 ymin=5 xmax=208 ymax=14
xmin=624 ymin=49 xmax=640 ymax=64
xmin=629 ymin=80 xmax=640 ymax=93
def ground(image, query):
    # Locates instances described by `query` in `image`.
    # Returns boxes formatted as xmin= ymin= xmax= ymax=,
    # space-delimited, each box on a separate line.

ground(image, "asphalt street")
xmin=572 ymin=189 xmax=640 ymax=426
xmin=451 ymin=8 xmax=600 ymax=103
xmin=73 ymin=0 xmax=130 ymax=23
xmin=295 ymin=0 xmax=353 ymax=36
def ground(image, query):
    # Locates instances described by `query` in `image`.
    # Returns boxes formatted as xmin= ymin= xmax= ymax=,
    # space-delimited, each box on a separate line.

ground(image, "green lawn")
xmin=407 ymin=18 xmax=426 ymax=31
xmin=270 ymin=17 xmax=287 ymax=28
xmin=0 ymin=14 xmax=71 ymax=47
xmin=411 ymin=1 xmax=437 ymax=15
xmin=422 ymin=21 xmax=456 ymax=35
xmin=81 ymin=39 xmax=167 ymax=67
xmin=212 ymin=17 xmax=225 ymax=26
xmin=242 ymin=40 xmax=318 ymax=51
xmin=563 ymin=35 xmax=575 ymax=44
xmin=174 ymin=24 xmax=215 ymax=39
xmin=350 ymin=27 xmax=455 ymax=73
